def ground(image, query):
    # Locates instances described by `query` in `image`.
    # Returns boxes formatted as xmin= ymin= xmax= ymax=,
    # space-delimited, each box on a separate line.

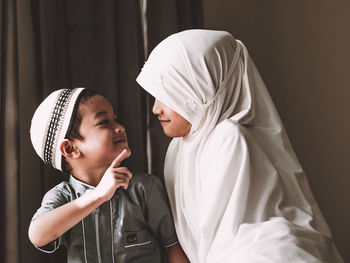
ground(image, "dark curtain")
xmin=147 ymin=0 xmax=203 ymax=51
xmin=1 ymin=0 xmax=202 ymax=262
xmin=0 ymin=0 xmax=21 ymax=262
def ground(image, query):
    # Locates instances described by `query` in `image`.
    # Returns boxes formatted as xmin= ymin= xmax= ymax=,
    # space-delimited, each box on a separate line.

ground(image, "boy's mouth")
xmin=114 ymin=135 xmax=127 ymax=144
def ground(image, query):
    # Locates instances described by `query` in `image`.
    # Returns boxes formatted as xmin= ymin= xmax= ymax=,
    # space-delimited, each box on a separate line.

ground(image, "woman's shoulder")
xmin=200 ymin=120 xmax=253 ymax=165
xmin=210 ymin=119 xmax=250 ymax=145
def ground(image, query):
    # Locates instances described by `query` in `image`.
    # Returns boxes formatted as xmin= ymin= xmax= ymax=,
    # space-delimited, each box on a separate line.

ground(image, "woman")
xmin=137 ymin=29 xmax=343 ymax=262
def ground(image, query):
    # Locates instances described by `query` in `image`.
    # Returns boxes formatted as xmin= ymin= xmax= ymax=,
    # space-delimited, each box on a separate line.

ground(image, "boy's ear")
xmin=60 ymin=139 xmax=81 ymax=160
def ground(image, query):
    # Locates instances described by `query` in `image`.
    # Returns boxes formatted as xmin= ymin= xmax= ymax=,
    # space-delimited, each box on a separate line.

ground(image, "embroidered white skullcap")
xmin=30 ymin=88 xmax=86 ymax=171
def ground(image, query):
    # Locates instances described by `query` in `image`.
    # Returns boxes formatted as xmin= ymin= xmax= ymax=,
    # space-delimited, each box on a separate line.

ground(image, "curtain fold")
xmin=0 ymin=0 xmax=21 ymax=262
xmin=147 ymin=0 xmax=203 ymax=51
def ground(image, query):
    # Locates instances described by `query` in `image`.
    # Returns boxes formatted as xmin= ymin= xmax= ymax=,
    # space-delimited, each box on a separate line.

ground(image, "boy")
xmin=29 ymin=88 xmax=189 ymax=262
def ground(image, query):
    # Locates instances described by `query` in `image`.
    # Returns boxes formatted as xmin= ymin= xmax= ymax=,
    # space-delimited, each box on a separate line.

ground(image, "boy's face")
xmin=152 ymin=99 xmax=191 ymax=137
xmin=73 ymin=94 xmax=131 ymax=170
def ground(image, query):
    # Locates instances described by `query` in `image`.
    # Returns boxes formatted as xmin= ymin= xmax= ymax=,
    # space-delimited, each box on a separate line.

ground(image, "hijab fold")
xmin=137 ymin=29 xmax=343 ymax=263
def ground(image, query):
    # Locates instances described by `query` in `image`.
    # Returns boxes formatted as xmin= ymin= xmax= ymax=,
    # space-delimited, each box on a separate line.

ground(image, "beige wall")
xmin=203 ymin=1 xmax=350 ymax=261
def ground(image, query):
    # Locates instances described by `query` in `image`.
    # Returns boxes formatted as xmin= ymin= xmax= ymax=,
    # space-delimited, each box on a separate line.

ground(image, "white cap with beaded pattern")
xmin=30 ymin=88 xmax=86 ymax=171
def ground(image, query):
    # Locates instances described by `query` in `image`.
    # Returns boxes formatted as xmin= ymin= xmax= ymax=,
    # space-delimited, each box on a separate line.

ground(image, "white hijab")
xmin=137 ymin=29 xmax=343 ymax=263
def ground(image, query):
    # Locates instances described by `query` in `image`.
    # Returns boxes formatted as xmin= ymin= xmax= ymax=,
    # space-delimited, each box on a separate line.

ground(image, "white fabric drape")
xmin=136 ymin=29 xmax=343 ymax=263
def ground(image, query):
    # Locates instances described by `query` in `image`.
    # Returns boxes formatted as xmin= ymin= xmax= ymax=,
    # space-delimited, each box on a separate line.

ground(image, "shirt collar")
xmin=69 ymin=175 xmax=95 ymax=194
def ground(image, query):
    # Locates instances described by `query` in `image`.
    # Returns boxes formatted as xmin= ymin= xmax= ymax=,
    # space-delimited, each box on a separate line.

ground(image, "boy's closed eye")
xmin=96 ymin=117 xmax=119 ymax=126
xmin=97 ymin=119 xmax=109 ymax=126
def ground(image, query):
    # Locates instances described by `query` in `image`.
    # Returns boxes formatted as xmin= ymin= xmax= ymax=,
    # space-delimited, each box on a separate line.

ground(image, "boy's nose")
xmin=114 ymin=123 xmax=125 ymax=133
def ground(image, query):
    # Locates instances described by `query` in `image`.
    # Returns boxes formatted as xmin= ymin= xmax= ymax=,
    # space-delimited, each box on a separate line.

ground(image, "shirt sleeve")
xmin=145 ymin=175 xmax=178 ymax=248
xmin=32 ymin=182 xmax=71 ymax=253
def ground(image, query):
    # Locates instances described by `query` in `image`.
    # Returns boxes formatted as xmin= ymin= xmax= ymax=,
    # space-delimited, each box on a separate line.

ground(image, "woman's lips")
xmin=159 ymin=119 xmax=170 ymax=125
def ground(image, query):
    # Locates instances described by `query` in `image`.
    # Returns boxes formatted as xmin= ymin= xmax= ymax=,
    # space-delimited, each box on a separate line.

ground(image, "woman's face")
xmin=152 ymin=99 xmax=192 ymax=138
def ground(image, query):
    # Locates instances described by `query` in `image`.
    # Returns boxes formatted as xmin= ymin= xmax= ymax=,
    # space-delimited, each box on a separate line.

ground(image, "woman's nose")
xmin=152 ymin=99 xmax=162 ymax=115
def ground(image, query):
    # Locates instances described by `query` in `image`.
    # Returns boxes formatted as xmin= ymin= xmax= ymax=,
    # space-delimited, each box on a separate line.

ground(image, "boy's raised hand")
xmin=95 ymin=149 xmax=132 ymax=202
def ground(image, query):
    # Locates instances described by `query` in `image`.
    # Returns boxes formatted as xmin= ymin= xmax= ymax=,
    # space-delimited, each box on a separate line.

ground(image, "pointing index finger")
xmin=110 ymin=149 xmax=129 ymax=168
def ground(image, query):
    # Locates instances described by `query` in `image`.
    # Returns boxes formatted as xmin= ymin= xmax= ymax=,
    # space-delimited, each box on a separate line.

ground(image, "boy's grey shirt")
xmin=32 ymin=173 xmax=178 ymax=263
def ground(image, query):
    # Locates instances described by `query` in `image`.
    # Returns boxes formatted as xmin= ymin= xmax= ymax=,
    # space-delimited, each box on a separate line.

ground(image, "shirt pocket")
xmin=124 ymin=228 xmax=161 ymax=262
xmin=124 ymin=228 xmax=154 ymax=248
